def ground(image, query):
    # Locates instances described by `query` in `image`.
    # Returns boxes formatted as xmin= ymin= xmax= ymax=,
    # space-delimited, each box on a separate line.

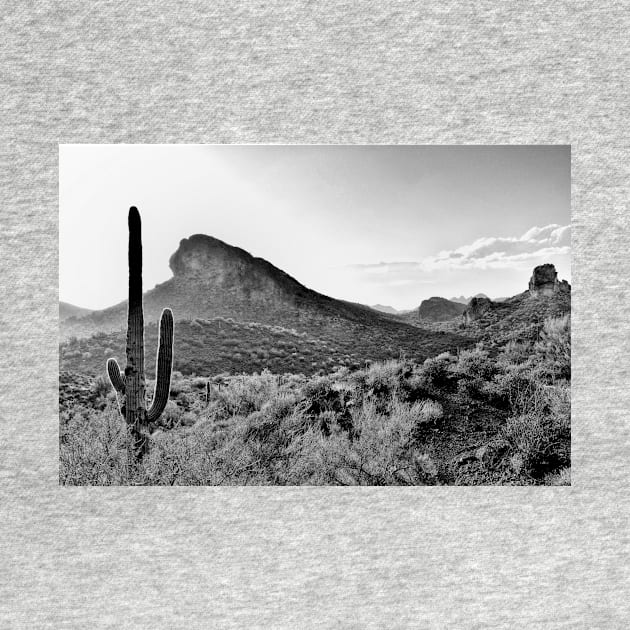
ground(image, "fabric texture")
xmin=1 ymin=2 xmax=629 ymax=627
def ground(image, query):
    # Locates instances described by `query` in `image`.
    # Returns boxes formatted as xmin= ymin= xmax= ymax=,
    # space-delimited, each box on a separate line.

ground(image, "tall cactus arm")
xmin=147 ymin=308 xmax=174 ymax=423
xmin=107 ymin=358 xmax=125 ymax=394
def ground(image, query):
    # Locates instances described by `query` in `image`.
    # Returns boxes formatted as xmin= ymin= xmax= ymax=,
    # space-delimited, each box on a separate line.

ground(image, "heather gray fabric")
xmin=1 ymin=2 xmax=629 ymax=628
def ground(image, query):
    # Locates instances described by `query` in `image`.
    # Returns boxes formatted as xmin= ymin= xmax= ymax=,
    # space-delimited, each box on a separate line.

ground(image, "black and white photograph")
xmin=7 ymin=2 xmax=630 ymax=626
xmin=59 ymin=145 xmax=570 ymax=485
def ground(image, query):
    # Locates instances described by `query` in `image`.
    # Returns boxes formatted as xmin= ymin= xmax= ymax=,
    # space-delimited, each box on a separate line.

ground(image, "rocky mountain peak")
xmin=169 ymin=235 xmax=253 ymax=278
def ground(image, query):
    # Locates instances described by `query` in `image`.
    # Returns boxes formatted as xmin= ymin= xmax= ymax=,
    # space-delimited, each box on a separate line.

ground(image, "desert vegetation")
xmin=60 ymin=316 xmax=474 ymax=378
xmin=60 ymin=313 xmax=570 ymax=486
xmin=60 ymin=207 xmax=570 ymax=486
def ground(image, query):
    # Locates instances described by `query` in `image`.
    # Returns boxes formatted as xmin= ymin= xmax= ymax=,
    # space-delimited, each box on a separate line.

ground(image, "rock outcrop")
xmin=528 ymin=263 xmax=571 ymax=297
xmin=529 ymin=263 xmax=558 ymax=297
xmin=418 ymin=297 xmax=466 ymax=322
xmin=462 ymin=296 xmax=494 ymax=326
xmin=459 ymin=262 xmax=571 ymax=337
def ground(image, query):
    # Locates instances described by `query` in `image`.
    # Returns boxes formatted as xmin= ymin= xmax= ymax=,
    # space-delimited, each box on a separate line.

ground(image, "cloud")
xmin=348 ymin=224 xmax=571 ymax=274
xmin=331 ymin=224 xmax=570 ymax=308
xmin=433 ymin=223 xmax=570 ymax=269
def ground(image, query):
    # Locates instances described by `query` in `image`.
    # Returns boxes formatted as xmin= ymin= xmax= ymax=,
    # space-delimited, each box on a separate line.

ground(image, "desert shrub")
xmin=393 ymin=397 xmax=444 ymax=438
xmin=361 ymin=359 xmax=416 ymax=405
xmin=452 ymin=345 xmax=496 ymax=381
xmin=168 ymin=374 xmax=190 ymax=397
xmin=173 ymin=390 xmax=195 ymax=411
xmin=283 ymin=373 xmax=308 ymax=388
xmin=387 ymin=397 xmax=443 ymax=429
xmin=450 ymin=346 xmax=497 ymax=401
xmin=544 ymin=467 xmax=571 ymax=486
xmin=416 ymin=399 xmax=444 ymax=424
xmin=301 ymin=375 xmax=343 ymax=415
xmin=498 ymin=340 xmax=534 ymax=367
xmin=155 ymin=400 xmax=183 ymax=429
xmin=191 ymin=377 xmax=208 ymax=390
xmin=545 ymin=381 xmax=571 ymax=419
xmin=229 ymin=405 xmax=323 ymax=485
xmin=405 ymin=371 xmax=434 ymax=401
xmin=260 ymin=391 xmax=301 ymax=421
xmin=59 ymin=410 xmax=135 ymax=485
xmin=180 ymin=411 xmax=197 ymax=427
xmin=500 ymin=401 xmax=570 ymax=479
xmin=489 ymin=364 xmax=569 ymax=418
xmin=91 ymin=375 xmax=110 ymax=400
xmin=143 ymin=430 xmax=220 ymax=485
xmin=210 ymin=370 xmax=279 ymax=417
xmin=61 ymin=318 xmax=569 ymax=486
xmin=316 ymin=400 xmax=439 ymax=486
xmin=105 ymin=389 xmax=119 ymax=409
xmin=456 ymin=377 xmax=484 ymax=400
xmin=136 ymin=387 xmax=445 ymax=486
xmin=420 ymin=352 xmax=457 ymax=389
xmin=330 ymin=365 xmax=350 ymax=381
xmin=346 ymin=368 xmax=368 ymax=396
xmin=533 ymin=314 xmax=571 ymax=380
xmin=483 ymin=364 xmax=540 ymax=413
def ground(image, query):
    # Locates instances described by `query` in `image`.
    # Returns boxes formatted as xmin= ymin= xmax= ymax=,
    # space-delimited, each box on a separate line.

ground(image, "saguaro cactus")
xmin=107 ymin=206 xmax=174 ymax=457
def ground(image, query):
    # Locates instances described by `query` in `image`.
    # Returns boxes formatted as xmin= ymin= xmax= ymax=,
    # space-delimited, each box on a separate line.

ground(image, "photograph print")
xmin=59 ymin=145 xmax=571 ymax=486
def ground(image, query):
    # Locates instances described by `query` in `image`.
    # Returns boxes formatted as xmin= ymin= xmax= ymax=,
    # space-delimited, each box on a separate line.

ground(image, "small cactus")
xmin=107 ymin=206 xmax=174 ymax=457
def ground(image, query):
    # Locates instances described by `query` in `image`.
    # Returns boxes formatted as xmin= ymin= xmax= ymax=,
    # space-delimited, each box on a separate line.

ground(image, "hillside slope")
xmin=417 ymin=297 xmax=466 ymax=322
xmin=461 ymin=288 xmax=570 ymax=344
xmin=370 ymin=304 xmax=399 ymax=314
xmin=59 ymin=234 xmax=474 ymax=375
xmin=395 ymin=264 xmax=570 ymax=346
xmin=60 ymin=302 xmax=93 ymax=321
xmin=60 ymin=315 xmax=473 ymax=378
xmin=61 ymin=234 xmax=445 ymax=342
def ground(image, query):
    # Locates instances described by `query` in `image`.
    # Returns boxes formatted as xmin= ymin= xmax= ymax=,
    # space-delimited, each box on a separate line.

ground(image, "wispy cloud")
xmin=348 ymin=224 xmax=570 ymax=274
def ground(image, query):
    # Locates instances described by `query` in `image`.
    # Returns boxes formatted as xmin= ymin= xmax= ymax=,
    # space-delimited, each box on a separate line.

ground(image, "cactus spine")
xmin=107 ymin=206 xmax=174 ymax=457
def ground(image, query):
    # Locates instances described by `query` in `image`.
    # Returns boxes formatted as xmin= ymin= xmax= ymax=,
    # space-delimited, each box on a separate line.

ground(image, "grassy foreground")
xmin=60 ymin=315 xmax=570 ymax=486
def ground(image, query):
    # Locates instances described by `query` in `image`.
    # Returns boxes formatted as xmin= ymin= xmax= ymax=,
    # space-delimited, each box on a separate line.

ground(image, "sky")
xmin=59 ymin=145 xmax=570 ymax=311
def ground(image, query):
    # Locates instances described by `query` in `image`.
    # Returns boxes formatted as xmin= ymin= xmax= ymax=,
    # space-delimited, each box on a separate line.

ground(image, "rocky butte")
xmin=461 ymin=263 xmax=570 ymax=327
xmin=528 ymin=263 xmax=571 ymax=298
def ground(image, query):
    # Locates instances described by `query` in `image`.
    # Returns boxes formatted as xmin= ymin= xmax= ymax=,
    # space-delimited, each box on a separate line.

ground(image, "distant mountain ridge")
xmin=370 ymin=304 xmax=399 ymax=314
xmin=450 ymin=293 xmax=490 ymax=304
xmin=60 ymin=234 xmax=473 ymax=374
xmin=392 ymin=264 xmax=570 ymax=343
xmin=59 ymin=233 xmax=571 ymax=379
xmin=60 ymin=302 xmax=93 ymax=321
